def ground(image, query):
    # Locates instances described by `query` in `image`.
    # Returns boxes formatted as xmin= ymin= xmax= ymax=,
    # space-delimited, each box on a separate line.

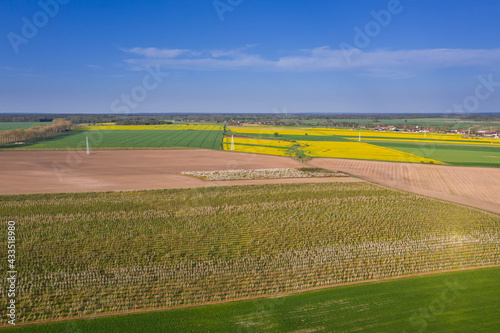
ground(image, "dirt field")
xmin=0 ymin=150 xmax=360 ymax=195
xmin=2 ymin=150 xmax=498 ymax=215
xmin=309 ymin=158 xmax=500 ymax=214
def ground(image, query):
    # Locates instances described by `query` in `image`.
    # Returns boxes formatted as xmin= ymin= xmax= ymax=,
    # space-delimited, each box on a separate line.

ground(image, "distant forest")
xmin=1 ymin=113 xmax=499 ymax=125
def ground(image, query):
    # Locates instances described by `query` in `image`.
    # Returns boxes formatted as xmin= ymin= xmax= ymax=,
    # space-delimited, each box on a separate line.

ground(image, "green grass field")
xmin=371 ymin=141 xmax=500 ymax=167
xmin=0 ymin=122 xmax=46 ymax=131
xmin=0 ymin=128 xmax=224 ymax=150
xmin=3 ymin=267 xmax=499 ymax=332
xmin=1 ymin=183 xmax=498 ymax=326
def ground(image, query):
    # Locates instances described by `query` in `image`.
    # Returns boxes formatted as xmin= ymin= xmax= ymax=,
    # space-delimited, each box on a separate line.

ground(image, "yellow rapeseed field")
xmin=222 ymin=135 xmax=443 ymax=163
xmin=224 ymin=143 xmax=291 ymax=156
xmin=297 ymin=141 xmax=443 ymax=163
xmin=223 ymin=137 xmax=294 ymax=148
xmin=222 ymin=137 xmax=291 ymax=156
xmin=229 ymin=126 xmax=499 ymax=145
xmin=313 ymin=128 xmax=500 ymax=144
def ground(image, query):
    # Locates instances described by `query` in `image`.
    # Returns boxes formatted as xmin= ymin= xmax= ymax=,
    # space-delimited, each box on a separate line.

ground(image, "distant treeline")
xmin=0 ymin=115 xmax=55 ymax=122
xmin=0 ymin=115 xmax=173 ymax=125
xmin=115 ymin=119 xmax=171 ymax=125
xmin=0 ymin=119 xmax=72 ymax=145
xmin=0 ymin=113 xmax=499 ymax=125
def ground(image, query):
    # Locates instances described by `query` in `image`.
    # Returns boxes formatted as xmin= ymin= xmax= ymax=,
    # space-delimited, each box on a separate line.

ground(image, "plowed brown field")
xmin=2 ymin=150 xmax=498 ymax=215
xmin=309 ymin=158 xmax=500 ymax=214
xmin=0 ymin=150 xmax=360 ymax=195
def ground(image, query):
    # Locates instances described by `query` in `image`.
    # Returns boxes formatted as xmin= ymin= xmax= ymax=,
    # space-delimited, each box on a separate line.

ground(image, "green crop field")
xmin=0 ymin=127 xmax=224 ymax=150
xmin=4 ymin=267 xmax=498 ymax=332
xmin=1 ymin=183 xmax=498 ymax=326
xmin=371 ymin=141 xmax=500 ymax=167
xmin=0 ymin=122 xmax=45 ymax=131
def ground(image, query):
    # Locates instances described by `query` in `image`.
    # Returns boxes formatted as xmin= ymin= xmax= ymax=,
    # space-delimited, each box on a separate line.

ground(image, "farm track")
xmin=309 ymin=158 xmax=500 ymax=214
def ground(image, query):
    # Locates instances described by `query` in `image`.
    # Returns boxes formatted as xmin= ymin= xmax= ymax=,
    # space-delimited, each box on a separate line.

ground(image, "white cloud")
xmin=209 ymin=44 xmax=258 ymax=58
xmin=123 ymin=47 xmax=191 ymax=58
xmin=121 ymin=46 xmax=500 ymax=77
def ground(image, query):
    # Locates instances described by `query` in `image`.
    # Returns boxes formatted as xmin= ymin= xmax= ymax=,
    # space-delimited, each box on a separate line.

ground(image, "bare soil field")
xmin=309 ymin=158 xmax=500 ymax=214
xmin=0 ymin=150 xmax=360 ymax=195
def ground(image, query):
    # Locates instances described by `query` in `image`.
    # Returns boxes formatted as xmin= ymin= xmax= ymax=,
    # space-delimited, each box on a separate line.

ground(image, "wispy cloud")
xmin=123 ymin=47 xmax=192 ymax=58
xmin=121 ymin=46 xmax=500 ymax=77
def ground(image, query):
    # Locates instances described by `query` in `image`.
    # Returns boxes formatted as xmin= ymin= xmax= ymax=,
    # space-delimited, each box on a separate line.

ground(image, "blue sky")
xmin=1 ymin=0 xmax=500 ymax=114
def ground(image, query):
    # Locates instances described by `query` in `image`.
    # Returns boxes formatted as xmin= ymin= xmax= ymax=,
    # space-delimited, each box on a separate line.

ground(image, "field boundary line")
xmin=361 ymin=180 xmax=500 ymax=218
xmin=309 ymin=155 xmax=500 ymax=169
